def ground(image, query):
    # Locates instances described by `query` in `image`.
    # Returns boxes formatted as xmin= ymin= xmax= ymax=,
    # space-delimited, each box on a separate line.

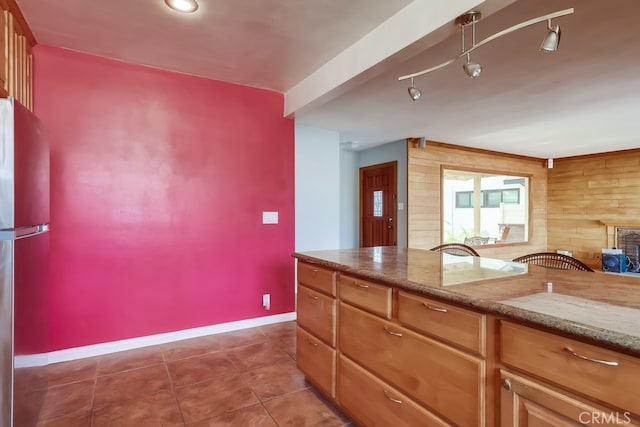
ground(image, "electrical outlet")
xmin=263 ymin=294 xmax=271 ymax=310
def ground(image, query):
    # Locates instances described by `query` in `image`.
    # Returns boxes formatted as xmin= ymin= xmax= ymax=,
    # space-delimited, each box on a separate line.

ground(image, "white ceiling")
xmin=18 ymin=0 xmax=640 ymax=158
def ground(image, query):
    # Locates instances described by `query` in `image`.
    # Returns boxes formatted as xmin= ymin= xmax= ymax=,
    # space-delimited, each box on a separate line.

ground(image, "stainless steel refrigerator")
xmin=0 ymin=97 xmax=49 ymax=426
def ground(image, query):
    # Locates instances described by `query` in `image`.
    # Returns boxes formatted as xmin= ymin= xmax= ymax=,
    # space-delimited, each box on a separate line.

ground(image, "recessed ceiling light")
xmin=164 ymin=0 xmax=198 ymax=13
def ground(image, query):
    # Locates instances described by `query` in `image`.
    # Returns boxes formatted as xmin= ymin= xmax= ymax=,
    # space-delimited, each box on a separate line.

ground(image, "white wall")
xmin=358 ymin=140 xmax=408 ymax=248
xmin=339 ymin=148 xmax=359 ymax=248
xmin=295 ymin=124 xmax=341 ymax=251
xmin=295 ymin=125 xmax=406 ymax=250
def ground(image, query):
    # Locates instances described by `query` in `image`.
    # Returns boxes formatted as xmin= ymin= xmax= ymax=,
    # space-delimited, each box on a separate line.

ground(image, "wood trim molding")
xmin=0 ymin=0 xmax=36 ymax=48
xmin=440 ymin=163 xmax=534 ymax=180
xmin=556 ymin=147 xmax=640 ymax=162
xmin=599 ymin=220 xmax=640 ymax=228
xmin=407 ymin=138 xmax=547 ymax=164
xmin=410 ymin=138 xmax=640 ymax=165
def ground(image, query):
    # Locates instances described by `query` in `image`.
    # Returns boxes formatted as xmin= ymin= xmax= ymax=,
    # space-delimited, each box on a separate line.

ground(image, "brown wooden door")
xmin=360 ymin=161 xmax=397 ymax=247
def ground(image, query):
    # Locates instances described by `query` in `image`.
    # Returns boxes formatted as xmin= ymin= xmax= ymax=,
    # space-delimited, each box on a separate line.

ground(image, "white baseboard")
xmin=14 ymin=353 xmax=49 ymax=369
xmin=45 ymin=312 xmax=296 ymax=365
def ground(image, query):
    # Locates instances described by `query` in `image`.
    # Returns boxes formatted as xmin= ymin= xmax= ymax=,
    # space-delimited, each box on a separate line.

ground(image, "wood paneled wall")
xmin=1 ymin=0 xmax=35 ymax=110
xmin=407 ymin=140 xmax=548 ymax=260
xmin=547 ymin=149 xmax=640 ymax=269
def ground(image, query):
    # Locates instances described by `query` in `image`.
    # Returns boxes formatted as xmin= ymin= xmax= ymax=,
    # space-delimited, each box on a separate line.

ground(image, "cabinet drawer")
xmin=398 ymin=291 xmax=486 ymax=355
xmin=298 ymin=262 xmax=335 ymax=296
xmin=296 ymin=327 xmax=336 ymax=398
xmin=339 ymin=274 xmax=392 ymax=319
xmin=296 ymin=285 xmax=336 ymax=346
xmin=339 ymin=355 xmax=451 ymax=427
xmin=339 ymin=303 xmax=484 ymax=427
xmin=500 ymin=321 xmax=640 ymax=416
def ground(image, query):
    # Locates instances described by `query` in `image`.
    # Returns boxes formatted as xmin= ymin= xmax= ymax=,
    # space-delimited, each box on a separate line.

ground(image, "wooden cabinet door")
xmin=500 ymin=370 xmax=640 ymax=426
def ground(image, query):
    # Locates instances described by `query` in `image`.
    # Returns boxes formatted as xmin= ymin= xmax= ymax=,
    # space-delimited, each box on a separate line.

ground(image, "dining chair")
xmin=512 ymin=252 xmax=594 ymax=272
xmin=463 ymin=236 xmax=491 ymax=246
xmin=430 ymin=243 xmax=480 ymax=257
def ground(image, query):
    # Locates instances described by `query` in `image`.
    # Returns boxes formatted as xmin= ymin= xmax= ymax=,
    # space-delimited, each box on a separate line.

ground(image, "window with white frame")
xmin=443 ymin=169 xmax=529 ymax=244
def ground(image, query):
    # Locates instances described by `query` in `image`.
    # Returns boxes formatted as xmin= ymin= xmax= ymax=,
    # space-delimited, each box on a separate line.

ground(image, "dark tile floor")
xmin=30 ymin=321 xmax=351 ymax=426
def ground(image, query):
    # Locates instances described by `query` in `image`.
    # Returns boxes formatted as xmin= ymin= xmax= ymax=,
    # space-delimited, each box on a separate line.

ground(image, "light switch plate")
xmin=262 ymin=211 xmax=278 ymax=224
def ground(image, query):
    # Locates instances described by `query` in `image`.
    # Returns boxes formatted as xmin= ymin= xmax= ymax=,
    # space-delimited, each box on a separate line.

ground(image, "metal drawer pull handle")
xmin=383 ymin=389 xmax=403 ymax=404
xmin=310 ymin=268 xmax=318 ymax=272
xmin=563 ymin=347 xmax=619 ymax=367
xmin=422 ymin=303 xmax=447 ymax=313
xmin=307 ymin=338 xmax=318 ymax=347
xmin=384 ymin=327 xmax=403 ymax=337
xmin=307 ymin=293 xmax=319 ymax=300
xmin=356 ymin=283 xmax=369 ymax=289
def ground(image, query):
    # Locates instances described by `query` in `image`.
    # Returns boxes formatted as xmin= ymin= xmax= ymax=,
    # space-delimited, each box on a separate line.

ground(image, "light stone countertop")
xmin=293 ymin=247 xmax=640 ymax=356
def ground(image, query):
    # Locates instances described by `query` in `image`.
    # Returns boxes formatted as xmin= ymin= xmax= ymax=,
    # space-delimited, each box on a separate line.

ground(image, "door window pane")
xmin=373 ymin=190 xmax=383 ymax=217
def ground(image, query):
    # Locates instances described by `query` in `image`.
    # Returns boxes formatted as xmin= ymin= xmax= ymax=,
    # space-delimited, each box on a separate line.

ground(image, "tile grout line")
xmin=230 ymin=371 xmax=282 ymax=427
xmin=242 ymin=329 xmax=304 ymax=427
xmin=89 ymin=373 xmax=98 ymax=427
xmin=162 ymin=350 xmax=188 ymax=426
xmin=190 ymin=329 xmax=286 ymax=425
xmin=260 ymin=400 xmax=281 ymax=427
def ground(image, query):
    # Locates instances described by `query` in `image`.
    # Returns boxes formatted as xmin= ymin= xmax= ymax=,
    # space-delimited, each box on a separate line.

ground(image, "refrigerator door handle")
xmin=0 ymin=224 xmax=49 ymax=240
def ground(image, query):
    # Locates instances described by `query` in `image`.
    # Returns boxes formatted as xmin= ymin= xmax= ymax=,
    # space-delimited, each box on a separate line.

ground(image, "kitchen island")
xmin=293 ymin=247 xmax=640 ymax=426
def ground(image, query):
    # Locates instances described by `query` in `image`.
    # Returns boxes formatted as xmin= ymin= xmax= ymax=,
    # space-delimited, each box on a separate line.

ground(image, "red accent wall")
xmin=33 ymin=45 xmax=295 ymax=351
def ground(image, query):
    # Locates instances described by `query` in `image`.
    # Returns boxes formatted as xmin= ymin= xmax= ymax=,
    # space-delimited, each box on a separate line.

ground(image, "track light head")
xmin=463 ymin=53 xmax=482 ymax=79
xmin=540 ymin=20 xmax=561 ymax=51
xmin=408 ymin=78 xmax=422 ymax=101
xmin=408 ymin=86 xmax=422 ymax=101
xmin=463 ymin=62 xmax=482 ymax=78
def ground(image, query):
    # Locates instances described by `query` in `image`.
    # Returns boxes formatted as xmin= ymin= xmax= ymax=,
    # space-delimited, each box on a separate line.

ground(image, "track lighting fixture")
xmin=407 ymin=77 xmax=422 ymax=101
xmin=460 ymin=11 xmax=482 ymax=79
xmin=398 ymin=8 xmax=574 ymax=99
xmin=540 ymin=19 xmax=561 ymax=51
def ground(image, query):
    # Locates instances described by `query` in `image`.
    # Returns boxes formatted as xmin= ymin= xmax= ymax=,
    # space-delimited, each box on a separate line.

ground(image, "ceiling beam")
xmin=284 ymin=0 xmax=484 ymax=118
